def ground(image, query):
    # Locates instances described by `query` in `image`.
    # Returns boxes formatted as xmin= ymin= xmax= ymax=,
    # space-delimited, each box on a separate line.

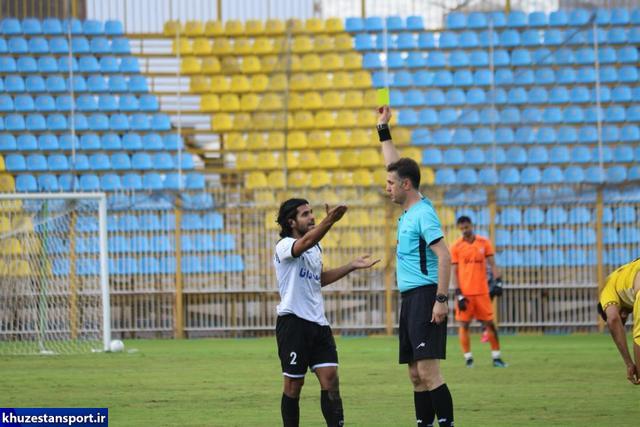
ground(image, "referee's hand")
xmin=431 ymin=301 xmax=448 ymax=324
xmin=377 ymin=105 xmax=392 ymax=125
xmin=325 ymin=204 xmax=348 ymax=223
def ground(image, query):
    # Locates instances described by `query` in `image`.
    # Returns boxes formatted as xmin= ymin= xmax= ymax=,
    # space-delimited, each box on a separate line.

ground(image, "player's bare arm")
xmin=321 ymin=255 xmax=381 ymax=287
xmin=604 ymin=304 xmax=638 ymax=384
xmin=430 ymin=239 xmax=451 ymax=324
xmin=487 ymin=255 xmax=502 ymax=280
xmin=292 ymin=204 xmax=347 ymax=257
xmin=377 ymin=105 xmax=400 ymax=166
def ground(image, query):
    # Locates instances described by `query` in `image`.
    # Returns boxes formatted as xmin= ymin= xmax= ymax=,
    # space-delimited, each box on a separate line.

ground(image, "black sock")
xmin=429 ymin=384 xmax=454 ymax=427
xmin=320 ymin=390 xmax=344 ymax=427
xmin=281 ymin=393 xmax=299 ymax=427
xmin=414 ymin=391 xmax=435 ymax=427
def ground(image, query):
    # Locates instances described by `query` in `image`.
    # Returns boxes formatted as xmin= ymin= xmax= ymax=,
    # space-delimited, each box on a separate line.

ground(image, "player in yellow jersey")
xmin=598 ymin=258 xmax=640 ymax=385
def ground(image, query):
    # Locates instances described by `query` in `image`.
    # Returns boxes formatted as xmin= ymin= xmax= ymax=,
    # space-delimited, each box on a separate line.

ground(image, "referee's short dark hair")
xmin=277 ymin=198 xmax=309 ymax=238
xmin=386 ymin=158 xmax=420 ymax=189
xmin=457 ymin=216 xmax=473 ymax=225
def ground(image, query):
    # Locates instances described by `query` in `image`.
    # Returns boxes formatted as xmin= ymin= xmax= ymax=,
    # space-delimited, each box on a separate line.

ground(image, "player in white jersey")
xmin=274 ymin=198 xmax=380 ymax=427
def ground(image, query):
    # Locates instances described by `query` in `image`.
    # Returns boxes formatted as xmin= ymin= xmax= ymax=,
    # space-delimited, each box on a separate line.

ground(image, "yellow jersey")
xmin=599 ymin=258 xmax=640 ymax=345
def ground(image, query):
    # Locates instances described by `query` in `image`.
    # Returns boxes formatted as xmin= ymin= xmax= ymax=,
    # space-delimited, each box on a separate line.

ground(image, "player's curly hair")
xmin=277 ymin=198 xmax=309 ymax=238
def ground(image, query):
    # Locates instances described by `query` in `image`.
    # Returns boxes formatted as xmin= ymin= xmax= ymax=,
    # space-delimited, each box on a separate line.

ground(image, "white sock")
xmin=464 ymin=352 xmax=473 ymax=360
xmin=492 ymin=350 xmax=501 ymax=359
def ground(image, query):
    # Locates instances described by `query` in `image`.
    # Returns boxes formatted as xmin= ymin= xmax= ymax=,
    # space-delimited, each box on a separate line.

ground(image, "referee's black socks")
xmin=320 ymin=390 xmax=344 ymax=427
xmin=281 ymin=393 xmax=299 ymax=427
xmin=430 ymin=383 xmax=454 ymax=427
xmin=414 ymin=390 xmax=435 ymax=427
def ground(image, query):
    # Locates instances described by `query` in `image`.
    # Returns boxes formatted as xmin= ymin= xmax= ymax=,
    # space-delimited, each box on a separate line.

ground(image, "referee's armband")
xmin=377 ymin=123 xmax=392 ymax=142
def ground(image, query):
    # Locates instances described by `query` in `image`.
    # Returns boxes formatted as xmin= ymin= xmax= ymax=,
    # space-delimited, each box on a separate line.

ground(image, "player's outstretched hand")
xmin=350 ymin=254 xmax=381 ymax=270
xmin=325 ymin=204 xmax=348 ymax=223
xmin=431 ymin=301 xmax=448 ymax=324
xmin=378 ymin=105 xmax=392 ymax=125
xmin=626 ymin=363 xmax=640 ymax=385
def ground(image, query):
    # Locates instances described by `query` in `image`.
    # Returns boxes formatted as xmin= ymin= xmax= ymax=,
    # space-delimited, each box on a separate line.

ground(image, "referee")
xmin=274 ymin=198 xmax=380 ymax=427
xmin=377 ymin=106 xmax=455 ymax=427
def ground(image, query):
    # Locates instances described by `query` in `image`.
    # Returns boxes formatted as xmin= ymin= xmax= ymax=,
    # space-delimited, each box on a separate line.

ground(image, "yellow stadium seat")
xmin=335 ymin=34 xmax=353 ymax=51
xmin=267 ymin=171 xmax=285 ymax=188
xmin=359 ymin=148 xmax=381 ymax=167
xmin=318 ymin=188 xmax=340 ymax=205
xmin=172 ymin=39 xmax=192 ymax=54
xmin=289 ymin=73 xmax=311 ymax=91
xmin=268 ymin=73 xmax=287 ymax=91
xmin=292 ymin=36 xmax=313 ymax=53
xmin=319 ymin=150 xmax=339 ymax=168
xmin=236 ymin=152 xmax=256 ymax=169
xmin=350 ymin=129 xmax=370 ymax=146
xmin=286 ymin=151 xmax=300 ymax=169
xmin=221 ymin=57 xmax=240 ymax=73
xmin=301 ymin=92 xmax=322 ymax=110
xmin=265 ymin=210 xmax=279 ymax=228
xmin=298 ymin=150 xmax=319 ymax=169
xmin=12 ymin=216 xmax=33 ymax=232
xmin=343 ymin=52 xmax=362 ymax=70
xmin=200 ymin=94 xmax=220 ymax=112
xmin=333 ymin=72 xmax=353 ymax=89
xmin=310 ymin=72 xmax=332 ymax=90
xmin=225 ymin=20 xmax=244 ymax=36
xmin=289 ymin=171 xmax=310 ymax=188
xmin=233 ymin=113 xmax=252 ymax=130
xmin=321 ymin=91 xmax=343 ymax=109
xmin=199 ymin=58 xmax=220 ymax=74
xmin=439 ymin=207 xmax=456 ymax=226
xmin=333 ymin=170 xmax=354 ymax=186
xmin=184 ymin=20 xmax=204 ymax=36
xmin=335 ymin=110 xmax=356 ymax=128
xmin=325 ymin=17 xmax=344 ymax=33
xmin=210 ymin=76 xmax=230 ymax=92
xmin=246 ymin=133 xmax=266 ymax=150
xmin=1 ymin=237 xmax=21 ymax=255
xmin=0 ymin=157 xmax=4 ymax=171
xmin=286 ymin=18 xmax=305 ymax=34
xmin=229 ymin=75 xmax=250 ymax=92
xmin=241 ymin=56 xmax=261 ymax=74
xmin=373 ymin=168 xmax=388 ymax=185
xmin=401 ymin=147 xmax=422 ymax=163
xmin=353 ymin=168 xmax=375 ymax=186
xmin=265 ymin=19 xmax=285 ymax=35
xmin=315 ymin=111 xmax=335 ymax=128
xmin=252 ymin=112 xmax=274 ymax=130
xmin=245 ymin=19 xmax=264 ymax=35
xmin=352 ymin=71 xmax=372 ymax=88
xmin=10 ymin=260 xmax=30 ymax=277
xmin=268 ymin=133 xmax=285 ymax=149
xmin=287 ymin=93 xmax=304 ymax=110
xmin=343 ymin=90 xmax=363 ymax=108
xmin=256 ymin=152 xmax=281 ymax=170
xmin=357 ymin=109 xmax=376 ymax=126
xmin=0 ymin=216 xmax=10 ymax=232
xmin=224 ymin=132 xmax=245 ymax=150
xmin=240 ymin=93 xmax=260 ymax=111
xmin=212 ymin=38 xmax=232 ymax=55
xmin=308 ymin=131 xmax=329 ymax=148
xmin=368 ymin=233 xmax=385 ymax=248
xmin=181 ymin=57 xmax=201 ymax=74
xmin=260 ymin=93 xmax=284 ymax=111
xmin=313 ymin=35 xmax=334 ymax=52
xmin=260 ymin=55 xmax=278 ymax=73
xmin=287 ymin=131 xmax=308 ymax=149
xmin=328 ymin=130 xmax=348 ymax=147
xmin=272 ymin=37 xmax=287 ymax=53
xmin=163 ymin=20 xmax=183 ymax=36
xmin=363 ymin=90 xmax=377 ymax=107
xmin=321 ymin=53 xmax=342 ymax=70
xmin=394 ymin=128 xmax=411 ymax=145
xmin=211 ymin=113 xmax=233 ymax=131
xmin=256 ymin=191 xmax=276 ymax=205
xmin=250 ymin=74 xmax=269 ymax=92
xmin=339 ymin=149 xmax=360 ymax=168
xmin=289 ymin=55 xmax=302 ymax=72
xmin=252 ymin=37 xmax=273 ymax=54
xmin=190 ymin=76 xmax=209 ymax=92
xmin=301 ymin=54 xmax=321 ymax=71
xmin=310 ymin=170 xmax=331 ymax=188
xmin=234 ymin=38 xmax=252 ymax=55
xmin=292 ymin=111 xmax=314 ymax=129
xmin=246 ymin=171 xmax=268 ymax=189
xmin=219 ymin=94 xmax=240 ymax=112
xmin=192 ymin=37 xmax=212 ymax=54
xmin=341 ymin=231 xmax=363 ymax=248
xmin=421 ymin=167 xmax=435 ymax=185
xmin=204 ymin=20 xmax=224 ymax=36
xmin=321 ymin=231 xmax=340 ymax=248
xmin=306 ymin=18 xmax=325 ymax=33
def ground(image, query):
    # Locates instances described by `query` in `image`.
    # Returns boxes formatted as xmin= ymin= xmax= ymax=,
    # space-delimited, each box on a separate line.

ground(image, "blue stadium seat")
xmin=15 ymin=174 xmax=37 ymax=192
xmin=5 ymin=75 xmax=24 ymax=92
xmin=344 ymin=17 xmax=364 ymax=32
xmin=38 ymin=133 xmax=58 ymax=150
xmin=563 ymin=165 xmax=585 ymax=184
xmin=58 ymin=56 xmax=79 ymax=73
xmin=478 ymin=30 xmax=499 ymax=48
xmin=83 ymin=20 xmax=104 ymax=35
xmin=460 ymin=32 xmax=479 ymax=49
xmin=79 ymin=133 xmax=100 ymax=150
xmin=446 ymin=12 xmax=466 ymax=29
xmin=100 ymin=174 xmax=121 ymax=192
xmin=111 ymin=37 xmax=131 ymax=54
xmin=131 ymin=152 xmax=153 ymax=170
xmin=89 ymin=153 xmax=111 ymax=170
xmin=122 ymin=133 xmax=142 ymax=150
xmin=375 ymin=33 xmax=395 ymax=50
xmin=427 ymin=52 xmax=446 ymax=68
xmin=398 ymin=109 xmax=418 ymax=126
xmin=354 ymin=34 xmax=373 ymax=50
xmin=434 ymin=168 xmax=455 ymax=185
xmin=495 ymin=228 xmax=510 ymax=247
xmin=49 ymin=37 xmax=69 ymax=54
xmin=499 ymin=29 xmax=520 ymax=47
xmin=365 ymin=16 xmax=384 ymax=31
xmin=405 ymin=52 xmax=425 ymax=68
xmin=477 ymin=168 xmax=497 ymax=185
xmin=77 ymin=95 xmax=97 ymax=111
xmin=142 ymin=173 xmax=163 ymax=190
xmin=439 ymin=32 xmax=458 ymax=49
xmin=17 ymin=56 xmax=37 ymax=73
xmin=621 ymin=125 xmax=639 ymax=142
xmin=91 ymin=37 xmax=111 ymax=54
xmin=499 ymin=250 xmax=523 ymax=267
xmin=448 ymin=50 xmax=468 ymax=68
xmin=507 ymin=11 xmax=527 ymax=27
xmin=79 ymin=174 xmax=100 ymax=191
xmin=37 ymin=54 xmax=58 ymax=72
xmin=8 ymin=37 xmax=28 ymax=53
xmin=100 ymin=56 xmax=119 ymax=73
xmin=607 ymin=165 xmax=627 ymax=183
xmin=417 ymin=32 xmax=435 ymax=49
xmin=519 ymin=167 xmax=540 ymax=184
xmin=541 ymin=166 xmax=564 ymax=184
xmin=535 ymin=127 xmax=555 ymax=144
xmin=497 ymin=167 xmax=519 ymax=184
xmin=71 ymin=37 xmax=90 ymax=53
xmin=362 ymin=53 xmax=381 ymax=69
xmin=610 ymin=8 xmax=630 ymax=25
xmin=467 ymin=12 xmax=487 ymax=28
xmin=18 ymin=134 xmax=38 ymax=151
xmin=26 ymin=114 xmax=46 ymax=131
xmin=46 ymin=153 xmax=68 ymax=171
xmin=515 ymin=69 xmax=535 ymax=85
xmin=406 ymin=15 xmax=423 ymax=31
xmin=585 ymin=166 xmax=606 ymax=184
xmin=122 ymin=173 xmax=142 ymax=191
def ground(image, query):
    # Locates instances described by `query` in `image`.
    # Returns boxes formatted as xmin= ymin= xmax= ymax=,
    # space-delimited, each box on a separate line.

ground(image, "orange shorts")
xmin=455 ymin=293 xmax=494 ymax=322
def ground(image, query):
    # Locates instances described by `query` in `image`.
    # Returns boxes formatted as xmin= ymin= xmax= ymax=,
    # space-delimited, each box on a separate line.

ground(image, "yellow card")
xmin=376 ymin=88 xmax=390 ymax=106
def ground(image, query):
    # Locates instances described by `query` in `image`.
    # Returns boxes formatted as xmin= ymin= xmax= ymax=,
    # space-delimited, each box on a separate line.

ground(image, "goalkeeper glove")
xmin=455 ymin=288 xmax=468 ymax=311
xmin=490 ymin=278 xmax=504 ymax=298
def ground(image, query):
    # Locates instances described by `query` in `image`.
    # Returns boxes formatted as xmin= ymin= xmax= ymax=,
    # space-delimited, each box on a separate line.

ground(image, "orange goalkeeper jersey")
xmin=451 ymin=235 xmax=495 ymax=296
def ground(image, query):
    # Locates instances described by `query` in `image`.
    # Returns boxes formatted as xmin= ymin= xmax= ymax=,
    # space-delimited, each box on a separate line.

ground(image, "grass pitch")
xmin=1 ymin=334 xmax=635 ymax=426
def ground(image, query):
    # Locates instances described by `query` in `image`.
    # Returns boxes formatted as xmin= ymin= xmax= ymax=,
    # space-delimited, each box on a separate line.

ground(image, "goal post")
xmin=0 ymin=192 xmax=110 ymax=354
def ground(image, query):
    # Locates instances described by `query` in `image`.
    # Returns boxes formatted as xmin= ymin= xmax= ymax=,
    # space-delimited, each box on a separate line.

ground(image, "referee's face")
xmin=386 ymin=171 xmax=407 ymax=205
xmin=290 ymin=204 xmax=315 ymax=237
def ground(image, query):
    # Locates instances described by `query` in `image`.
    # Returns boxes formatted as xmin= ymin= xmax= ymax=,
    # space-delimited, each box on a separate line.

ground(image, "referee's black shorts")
xmin=398 ymin=285 xmax=447 ymax=364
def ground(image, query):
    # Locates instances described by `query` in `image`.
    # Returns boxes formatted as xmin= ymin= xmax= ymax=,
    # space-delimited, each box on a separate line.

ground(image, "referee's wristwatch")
xmin=436 ymin=293 xmax=448 ymax=303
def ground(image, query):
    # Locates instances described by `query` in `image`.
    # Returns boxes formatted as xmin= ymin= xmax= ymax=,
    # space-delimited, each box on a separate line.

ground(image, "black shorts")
xmin=399 ymin=285 xmax=447 ymax=364
xmin=276 ymin=314 xmax=338 ymax=378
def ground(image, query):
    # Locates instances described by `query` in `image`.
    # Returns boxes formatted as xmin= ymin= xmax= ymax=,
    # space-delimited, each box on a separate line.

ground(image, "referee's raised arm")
xmin=377 ymin=105 xmax=400 ymax=167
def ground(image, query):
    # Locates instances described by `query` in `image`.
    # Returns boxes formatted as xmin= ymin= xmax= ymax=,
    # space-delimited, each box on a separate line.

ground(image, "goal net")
xmin=0 ymin=193 xmax=110 ymax=355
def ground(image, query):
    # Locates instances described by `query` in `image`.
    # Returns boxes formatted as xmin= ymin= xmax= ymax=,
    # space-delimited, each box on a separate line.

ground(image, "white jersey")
xmin=274 ymin=237 xmax=328 ymax=326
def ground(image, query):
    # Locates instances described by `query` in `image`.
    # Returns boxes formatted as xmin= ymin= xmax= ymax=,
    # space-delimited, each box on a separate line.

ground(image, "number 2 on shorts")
xmin=289 ymin=351 xmax=297 ymax=365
